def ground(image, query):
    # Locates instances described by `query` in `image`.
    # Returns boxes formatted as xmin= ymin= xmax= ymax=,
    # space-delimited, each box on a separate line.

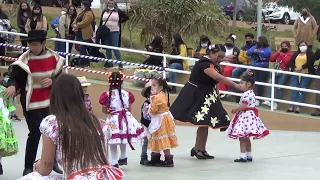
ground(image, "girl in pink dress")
xmin=99 ymin=71 xmax=145 ymax=168
xmin=226 ymin=73 xmax=270 ymax=163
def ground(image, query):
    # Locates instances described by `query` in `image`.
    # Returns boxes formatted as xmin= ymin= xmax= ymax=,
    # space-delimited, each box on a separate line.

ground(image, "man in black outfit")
xmin=3 ymin=30 xmax=63 ymax=175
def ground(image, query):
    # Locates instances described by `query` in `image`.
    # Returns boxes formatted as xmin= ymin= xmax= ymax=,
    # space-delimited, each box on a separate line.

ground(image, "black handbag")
xmin=96 ymin=11 xmax=113 ymax=44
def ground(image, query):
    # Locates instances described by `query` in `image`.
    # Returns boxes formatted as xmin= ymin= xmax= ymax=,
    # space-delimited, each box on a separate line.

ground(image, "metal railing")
xmin=1 ymin=30 xmax=320 ymax=112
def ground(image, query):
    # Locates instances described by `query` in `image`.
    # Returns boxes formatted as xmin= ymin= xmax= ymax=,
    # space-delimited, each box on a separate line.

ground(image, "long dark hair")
xmin=67 ymin=5 xmax=78 ymax=21
xmin=31 ymin=4 xmax=43 ymax=22
xmin=148 ymin=36 xmax=163 ymax=53
xmin=257 ymin=36 xmax=269 ymax=48
xmin=152 ymin=78 xmax=170 ymax=107
xmin=173 ymin=33 xmax=185 ymax=52
xmin=199 ymin=35 xmax=211 ymax=46
xmin=108 ymin=72 xmax=125 ymax=111
xmin=50 ymin=74 xmax=108 ymax=175
xmin=17 ymin=1 xmax=31 ymax=20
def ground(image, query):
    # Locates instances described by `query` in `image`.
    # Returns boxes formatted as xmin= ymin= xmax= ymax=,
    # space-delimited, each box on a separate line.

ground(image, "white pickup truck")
xmin=262 ymin=2 xmax=300 ymax=25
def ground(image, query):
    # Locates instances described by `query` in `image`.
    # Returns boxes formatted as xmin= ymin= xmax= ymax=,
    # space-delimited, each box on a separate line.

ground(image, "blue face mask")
xmin=3 ymin=77 xmax=8 ymax=83
xmin=108 ymin=7 xmax=114 ymax=11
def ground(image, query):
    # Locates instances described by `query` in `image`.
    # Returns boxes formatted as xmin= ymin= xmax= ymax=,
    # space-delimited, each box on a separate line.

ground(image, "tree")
xmin=129 ymin=0 xmax=229 ymax=47
xmin=278 ymin=0 xmax=320 ymax=21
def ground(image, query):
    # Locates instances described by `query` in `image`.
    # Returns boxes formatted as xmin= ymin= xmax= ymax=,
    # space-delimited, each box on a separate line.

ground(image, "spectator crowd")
xmin=0 ymin=1 xmax=319 ymax=116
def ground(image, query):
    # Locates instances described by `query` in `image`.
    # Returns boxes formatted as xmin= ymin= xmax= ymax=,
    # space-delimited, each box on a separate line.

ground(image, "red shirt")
xmin=270 ymin=51 xmax=293 ymax=71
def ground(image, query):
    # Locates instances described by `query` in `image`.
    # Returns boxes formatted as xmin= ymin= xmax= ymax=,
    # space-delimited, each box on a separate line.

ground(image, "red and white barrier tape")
xmin=0 ymin=56 xmax=150 ymax=82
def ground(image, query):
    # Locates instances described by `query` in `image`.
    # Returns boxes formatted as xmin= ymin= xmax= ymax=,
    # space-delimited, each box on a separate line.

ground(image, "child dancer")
xmin=77 ymin=76 xmax=93 ymax=113
xmin=140 ymin=82 xmax=152 ymax=165
xmin=99 ymin=72 xmax=145 ymax=168
xmin=0 ymin=81 xmax=19 ymax=175
xmin=147 ymin=78 xmax=178 ymax=167
xmin=226 ymin=73 xmax=270 ymax=162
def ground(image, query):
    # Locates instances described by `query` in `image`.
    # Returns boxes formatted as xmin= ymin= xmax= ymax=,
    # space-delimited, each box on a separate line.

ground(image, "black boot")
xmin=157 ymin=154 xmax=174 ymax=167
xmin=0 ymin=163 xmax=3 ymax=175
xmin=22 ymin=168 xmax=33 ymax=176
xmin=140 ymin=155 xmax=149 ymax=165
xmin=146 ymin=153 xmax=162 ymax=166
xmin=118 ymin=158 xmax=128 ymax=166
xmin=53 ymin=161 xmax=63 ymax=174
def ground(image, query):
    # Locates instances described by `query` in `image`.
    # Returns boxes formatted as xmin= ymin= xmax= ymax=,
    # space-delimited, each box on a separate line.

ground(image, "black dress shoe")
xmin=23 ymin=168 xmax=33 ymax=176
xmin=234 ymin=158 xmax=247 ymax=163
xmin=247 ymin=157 xmax=253 ymax=162
xmin=202 ymin=151 xmax=215 ymax=159
xmin=113 ymin=164 xmax=119 ymax=168
xmin=190 ymin=148 xmax=207 ymax=159
xmin=118 ymin=158 xmax=128 ymax=166
xmin=53 ymin=162 xmax=63 ymax=174
xmin=0 ymin=163 xmax=3 ymax=175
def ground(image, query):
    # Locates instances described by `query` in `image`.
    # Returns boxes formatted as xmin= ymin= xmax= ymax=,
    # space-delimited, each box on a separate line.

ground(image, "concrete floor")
xmin=2 ymin=121 xmax=320 ymax=180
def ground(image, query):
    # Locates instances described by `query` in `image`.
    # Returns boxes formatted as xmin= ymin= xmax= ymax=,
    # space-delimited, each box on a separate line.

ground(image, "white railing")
xmin=1 ymin=30 xmax=320 ymax=112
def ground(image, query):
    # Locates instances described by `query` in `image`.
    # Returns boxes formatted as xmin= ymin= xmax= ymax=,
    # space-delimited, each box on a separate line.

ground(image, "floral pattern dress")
xmin=99 ymin=89 xmax=145 ymax=147
xmin=226 ymin=90 xmax=270 ymax=139
xmin=18 ymin=115 xmax=124 ymax=180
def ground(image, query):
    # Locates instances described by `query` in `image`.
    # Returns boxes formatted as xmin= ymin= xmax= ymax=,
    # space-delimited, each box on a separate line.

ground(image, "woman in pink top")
xmin=99 ymin=0 xmax=129 ymax=69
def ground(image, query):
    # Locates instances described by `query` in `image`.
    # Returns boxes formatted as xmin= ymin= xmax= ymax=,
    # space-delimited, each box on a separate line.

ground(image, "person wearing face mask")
xmin=219 ymin=35 xmax=240 ymax=98
xmin=99 ymin=0 xmax=129 ymax=69
xmin=194 ymin=35 xmax=211 ymax=58
xmin=262 ymin=41 xmax=293 ymax=110
xmin=17 ymin=2 xmax=31 ymax=48
xmin=246 ymin=36 xmax=272 ymax=106
xmin=293 ymin=8 xmax=318 ymax=50
xmin=287 ymin=41 xmax=316 ymax=113
xmin=25 ymin=4 xmax=47 ymax=33
xmin=170 ymin=44 xmax=241 ymax=160
xmin=230 ymin=33 xmax=257 ymax=98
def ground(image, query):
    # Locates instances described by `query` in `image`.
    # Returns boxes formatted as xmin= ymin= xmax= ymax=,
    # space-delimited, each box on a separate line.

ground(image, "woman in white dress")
xmin=18 ymin=74 xmax=124 ymax=180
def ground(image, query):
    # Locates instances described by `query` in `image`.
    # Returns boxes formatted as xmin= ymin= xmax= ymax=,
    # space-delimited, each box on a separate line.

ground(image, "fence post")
xmin=65 ymin=41 xmax=69 ymax=74
xmin=270 ymin=71 xmax=275 ymax=111
xmin=162 ymin=56 xmax=167 ymax=79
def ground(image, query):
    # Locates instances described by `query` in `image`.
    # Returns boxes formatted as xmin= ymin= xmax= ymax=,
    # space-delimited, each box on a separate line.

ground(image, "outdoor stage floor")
xmin=2 ymin=121 xmax=320 ymax=180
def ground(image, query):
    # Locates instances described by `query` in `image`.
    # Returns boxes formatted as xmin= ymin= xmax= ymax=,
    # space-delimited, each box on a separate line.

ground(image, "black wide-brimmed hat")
xmin=26 ymin=30 xmax=47 ymax=42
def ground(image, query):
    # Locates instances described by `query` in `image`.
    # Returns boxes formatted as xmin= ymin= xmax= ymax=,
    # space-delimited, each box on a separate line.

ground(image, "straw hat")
xmin=141 ymin=81 xmax=152 ymax=98
xmin=77 ymin=76 xmax=91 ymax=87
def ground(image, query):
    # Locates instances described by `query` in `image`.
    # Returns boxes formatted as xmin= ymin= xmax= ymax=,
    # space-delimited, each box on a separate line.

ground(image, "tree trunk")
xmin=232 ymin=0 xmax=237 ymax=29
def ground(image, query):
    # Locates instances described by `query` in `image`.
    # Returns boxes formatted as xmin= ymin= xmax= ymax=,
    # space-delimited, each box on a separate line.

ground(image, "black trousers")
xmin=0 ymin=38 xmax=5 ymax=66
xmin=23 ymin=107 xmax=49 ymax=169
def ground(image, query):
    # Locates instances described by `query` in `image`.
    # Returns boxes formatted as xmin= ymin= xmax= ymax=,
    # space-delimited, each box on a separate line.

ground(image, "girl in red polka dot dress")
xmin=226 ymin=72 xmax=270 ymax=163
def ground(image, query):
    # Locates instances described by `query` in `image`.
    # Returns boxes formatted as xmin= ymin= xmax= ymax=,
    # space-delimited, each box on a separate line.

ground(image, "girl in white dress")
xmin=99 ymin=71 xmax=145 ymax=168
xmin=18 ymin=74 xmax=124 ymax=179
xmin=226 ymin=73 xmax=270 ymax=163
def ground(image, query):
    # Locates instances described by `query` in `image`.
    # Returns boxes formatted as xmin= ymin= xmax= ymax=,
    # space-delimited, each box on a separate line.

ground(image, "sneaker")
xmin=234 ymin=158 xmax=247 ymax=163
xmin=247 ymin=157 xmax=253 ymax=162
xmin=262 ymin=100 xmax=271 ymax=106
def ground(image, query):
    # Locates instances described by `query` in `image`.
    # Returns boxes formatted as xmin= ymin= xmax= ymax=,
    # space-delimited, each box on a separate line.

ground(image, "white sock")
xmin=247 ymin=152 xmax=252 ymax=158
xmin=240 ymin=153 xmax=247 ymax=159
xmin=119 ymin=144 xmax=127 ymax=159
xmin=109 ymin=144 xmax=118 ymax=165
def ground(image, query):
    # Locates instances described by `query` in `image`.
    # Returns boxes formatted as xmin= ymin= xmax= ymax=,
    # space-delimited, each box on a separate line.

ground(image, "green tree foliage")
xmin=128 ymin=0 xmax=229 ymax=46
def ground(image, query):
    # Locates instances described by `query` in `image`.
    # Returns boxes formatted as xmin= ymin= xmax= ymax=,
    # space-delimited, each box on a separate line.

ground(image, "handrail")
xmin=1 ymin=30 xmax=320 ymax=111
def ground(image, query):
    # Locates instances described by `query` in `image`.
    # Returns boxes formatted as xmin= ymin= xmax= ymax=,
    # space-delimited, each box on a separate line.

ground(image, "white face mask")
xmin=108 ymin=7 xmax=114 ymax=11
xmin=201 ymin=44 xmax=207 ymax=48
xmin=299 ymin=45 xmax=307 ymax=52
